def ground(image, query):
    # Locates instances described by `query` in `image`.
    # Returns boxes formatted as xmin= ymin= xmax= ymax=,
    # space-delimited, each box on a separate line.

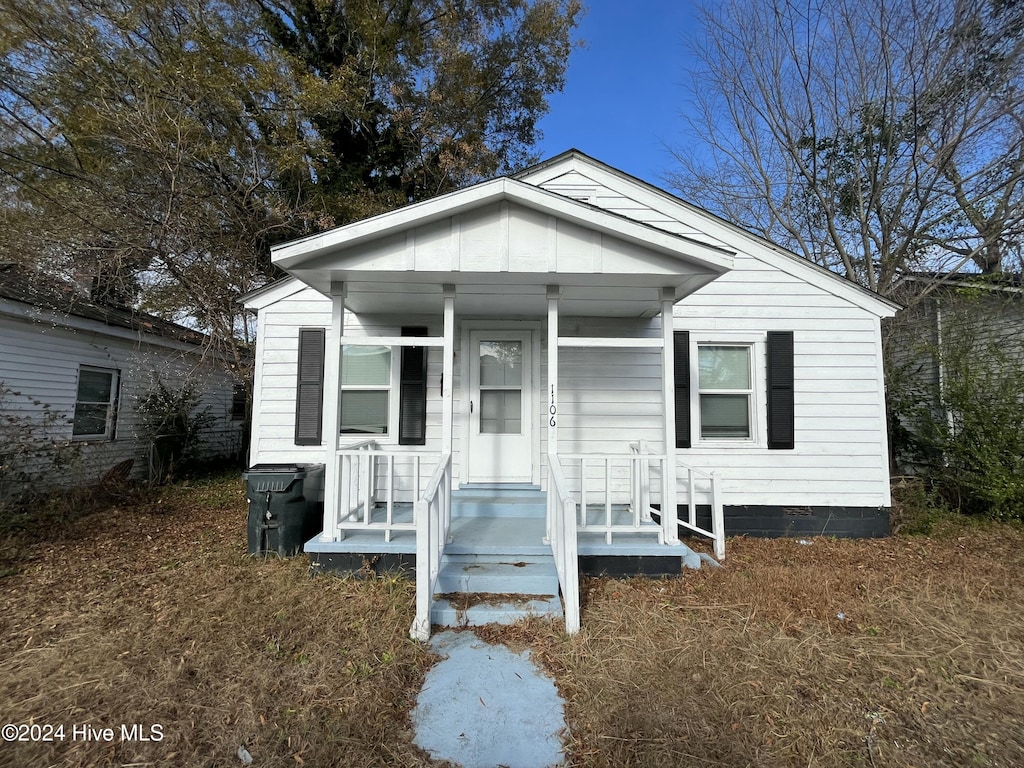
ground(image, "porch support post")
xmin=441 ymin=285 xmax=456 ymax=454
xmin=660 ymin=287 xmax=680 ymax=545
xmin=546 ymin=286 xmax=559 ymax=543
xmin=320 ymin=282 xmax=346 ymax=542
xmin=546 ymin=286 xmax=560 ymax=461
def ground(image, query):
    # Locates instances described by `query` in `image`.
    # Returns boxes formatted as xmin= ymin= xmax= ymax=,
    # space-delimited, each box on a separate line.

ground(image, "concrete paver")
xmin=412 ymin=631 xmax=567 ymax=768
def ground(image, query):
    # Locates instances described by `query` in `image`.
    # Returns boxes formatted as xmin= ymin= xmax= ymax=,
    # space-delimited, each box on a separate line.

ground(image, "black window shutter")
xmin=673 ymin=331 xmax=691 ymax=449
xmin=399 ymin=326 xmax=428 ymax=445
xmin=767 ymin=331 xmax=795 ymax=449
xmin=294 ymin=328 xmax=325 ymax=445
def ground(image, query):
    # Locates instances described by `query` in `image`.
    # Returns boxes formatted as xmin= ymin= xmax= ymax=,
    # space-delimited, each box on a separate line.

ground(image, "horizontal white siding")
xmin=537 ymin=170 xmax=719 ymax=244
xmin=0 ymin=314 xmax=243 ymax=492
xmin=250 ymin=286 xmax=332 ymax=467
xmin=253 ymin=286 xmax=890 ymax=507
xmin=674 ymin=254 xmax=890 ymax=507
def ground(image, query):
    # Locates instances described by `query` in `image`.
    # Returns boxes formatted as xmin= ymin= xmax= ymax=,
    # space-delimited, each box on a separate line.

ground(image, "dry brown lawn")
xmin=1 ymin=474 xmax=1023 ymax=767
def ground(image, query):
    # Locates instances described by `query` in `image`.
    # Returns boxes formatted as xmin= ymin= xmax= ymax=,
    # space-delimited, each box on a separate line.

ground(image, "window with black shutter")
xmin=399 ymin=326 xmax=429 ymax=445
xmin=766 ymin=331 xmax=795 ymax=449
xmin=294 ymin=328 xmax=325 ymax=445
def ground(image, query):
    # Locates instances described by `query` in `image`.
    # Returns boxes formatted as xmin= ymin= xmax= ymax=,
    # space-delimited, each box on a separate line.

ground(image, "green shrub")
xmin=888 ymin=287 xmax=1024 ymax=520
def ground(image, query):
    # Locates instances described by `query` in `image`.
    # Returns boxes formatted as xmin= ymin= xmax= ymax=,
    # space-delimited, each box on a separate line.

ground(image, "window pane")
xmin=701 ymin=394 xmax=750 ymax=438
xmin=698 ymin=346 xmax=750 ymax=389
xmin=73 ymin=403 xmax=108 ymax=436
xmin=342 ymin=346 xmax=391 ymax=386
xmin=77 ymin=369 xmax=112 ymax=403
xmin=479 ymin=390 xmax=521 ymax=434
xmin=479 ymin=341 xmax=522 ymax=387
xmin=341 ymin=390 xmax=389 ymax=433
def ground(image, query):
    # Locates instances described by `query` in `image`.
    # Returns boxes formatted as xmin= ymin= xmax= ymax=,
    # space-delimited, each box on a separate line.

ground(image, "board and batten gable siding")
xmin=0 ymin=313 xmax=242 ymax=490
xmin=530 ymin=165 xmax=892 ymax=509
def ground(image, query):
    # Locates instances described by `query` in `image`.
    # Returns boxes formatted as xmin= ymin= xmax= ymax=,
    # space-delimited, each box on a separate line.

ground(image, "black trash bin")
xmin=243 ymin=464 xmax=325 ymax=556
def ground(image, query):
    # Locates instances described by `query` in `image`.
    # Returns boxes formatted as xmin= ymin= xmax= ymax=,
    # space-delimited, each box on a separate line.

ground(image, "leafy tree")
xmin=0 ymin=0 xmax=580 ymax=359
xmin=672 ymin=0 xmax=1024 ymax=295
xmin=258 ymin=0 xmax=580 ymax=216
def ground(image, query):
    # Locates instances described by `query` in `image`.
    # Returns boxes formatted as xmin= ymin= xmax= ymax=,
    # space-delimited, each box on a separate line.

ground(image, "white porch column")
xmin=546 ymin=286 xmax=560 ymax=461
xmin=660 ymin=287 xmax=680 ymax=545
xmin=441 ymin=285 xmax=455 ymax=454
xmin=320 ymin=282 xmax=346 ymax=542
xmin=546 ymin=286 xmax=559 ymax=543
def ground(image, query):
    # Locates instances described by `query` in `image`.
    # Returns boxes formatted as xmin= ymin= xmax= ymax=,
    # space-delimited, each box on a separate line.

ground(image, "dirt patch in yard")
xmin=2 ymin=476 xmax=1024 ymax=767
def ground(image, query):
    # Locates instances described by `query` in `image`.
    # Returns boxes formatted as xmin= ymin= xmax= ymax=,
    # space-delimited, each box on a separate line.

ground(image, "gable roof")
xmin=273 ymin=174 xmax=734 ymax=277
xmin=516 ymin=150 xmax=901 ymax=318
xmin=0 ymin=263 xmax=208 ymax=346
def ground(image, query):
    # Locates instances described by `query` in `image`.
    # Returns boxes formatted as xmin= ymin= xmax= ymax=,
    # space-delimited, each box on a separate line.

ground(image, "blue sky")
xmin=535 ymin=0 xmax=702 ymax=186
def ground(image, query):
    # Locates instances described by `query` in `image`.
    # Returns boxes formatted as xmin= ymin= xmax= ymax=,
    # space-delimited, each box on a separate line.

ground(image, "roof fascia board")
xmin=272 ymin=176 xmax=735 ymax=274
xmin=518 ymin=151 xmax=900 ymax=318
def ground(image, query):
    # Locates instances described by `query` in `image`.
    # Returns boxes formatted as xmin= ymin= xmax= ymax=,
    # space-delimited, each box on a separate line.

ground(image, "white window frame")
xmin=72 ymin=365 xmax=119 ymax=441
xmin=690 ymin=334 xmax=765 ymax=447
xmin=339 ymin=345 xmax=400 ymax=440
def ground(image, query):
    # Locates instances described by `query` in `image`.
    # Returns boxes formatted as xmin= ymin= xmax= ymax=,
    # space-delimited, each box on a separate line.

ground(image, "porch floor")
xmin=304 ymin=502 xmax=694 ymax=558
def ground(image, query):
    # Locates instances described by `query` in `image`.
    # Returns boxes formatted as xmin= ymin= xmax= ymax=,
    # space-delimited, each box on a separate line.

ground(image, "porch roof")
xmin=271 ymin=177 xmax=735 ymax=316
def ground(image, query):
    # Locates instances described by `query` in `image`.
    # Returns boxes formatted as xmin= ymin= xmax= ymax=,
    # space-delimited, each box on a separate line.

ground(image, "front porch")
xmin=306 ymin=437 xmax=725 ymax=639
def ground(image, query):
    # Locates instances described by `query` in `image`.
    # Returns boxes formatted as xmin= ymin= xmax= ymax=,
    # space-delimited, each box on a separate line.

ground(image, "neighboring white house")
xmin=0 ymin=264 xmax=246 ymax=492
xmin=243 ymin=150 xmax=899 ymax=638
xmin=886 ymin=272 xmax=1024 ymax=474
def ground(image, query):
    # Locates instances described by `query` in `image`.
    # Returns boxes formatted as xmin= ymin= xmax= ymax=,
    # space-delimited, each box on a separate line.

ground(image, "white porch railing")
xmin=560 ymin=448 xmax=666 ymax=544
xmin=628 ymin=442 xmax=725 ymax=560
xmin=676 ymin=455 xmax=725 ymax=561
xmin=336 ymin=440 xmax=435 ymax=542
xmin=559 ymin=443 xmax=725 ymax=559
xmin=410 ymin=452 xmax=452 ymax=642
xmin=547 ymin=454 xmax=580 ymax=634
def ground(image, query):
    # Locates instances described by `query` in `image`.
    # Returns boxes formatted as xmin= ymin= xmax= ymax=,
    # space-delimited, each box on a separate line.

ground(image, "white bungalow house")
xmin=243 ymin=150 xmax=898 ymax=639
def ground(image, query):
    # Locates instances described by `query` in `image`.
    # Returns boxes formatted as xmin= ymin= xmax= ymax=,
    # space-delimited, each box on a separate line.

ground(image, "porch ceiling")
xmin=272 ymin=178 xmax=735 ymax=316
xmin=338 ymin=273 xmax=718 ymax=316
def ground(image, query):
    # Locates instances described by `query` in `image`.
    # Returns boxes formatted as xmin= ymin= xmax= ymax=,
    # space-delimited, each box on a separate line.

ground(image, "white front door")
xmin=467 ymin=331 xmax=534 ymax=483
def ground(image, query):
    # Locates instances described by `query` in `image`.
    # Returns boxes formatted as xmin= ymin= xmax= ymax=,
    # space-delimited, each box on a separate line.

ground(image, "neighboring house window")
xmin=697 ymin=345 xmax=753 ymax=439
xmin=341 ymin=345 xmax=392 ymax=434
xmin=73 ymin=366 xmax=118 ymax=439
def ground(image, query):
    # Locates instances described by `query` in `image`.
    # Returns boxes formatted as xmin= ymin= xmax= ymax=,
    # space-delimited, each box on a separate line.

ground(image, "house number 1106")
xmin=549 ymin=385 xmax=557 ymax=427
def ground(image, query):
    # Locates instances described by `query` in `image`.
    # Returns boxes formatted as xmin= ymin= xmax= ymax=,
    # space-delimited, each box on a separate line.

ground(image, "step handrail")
xmin=410 ymin=451 xmax=452 ymax=641
xmin=547 ymin=454 xmax=580 ymax=634
xmin=629 ymin=441 xmax=725 ymax=560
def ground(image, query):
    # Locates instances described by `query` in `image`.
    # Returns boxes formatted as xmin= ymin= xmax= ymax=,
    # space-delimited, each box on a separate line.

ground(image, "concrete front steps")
xmin=432 ymin=486 xmax=563 ymax=627
xmin=430 ymin=553 xmax=564 ymax=628
xmin=450 ymin=484 xmax=547 ymax=518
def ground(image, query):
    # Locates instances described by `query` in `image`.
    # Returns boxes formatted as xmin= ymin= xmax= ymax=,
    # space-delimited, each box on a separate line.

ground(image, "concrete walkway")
xmin=411 ymin=631 xmax=567 ymax=768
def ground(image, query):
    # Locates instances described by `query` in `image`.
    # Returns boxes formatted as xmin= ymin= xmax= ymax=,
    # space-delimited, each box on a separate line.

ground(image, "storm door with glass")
xmin=467 ymin=331 xmax=533 ymax=482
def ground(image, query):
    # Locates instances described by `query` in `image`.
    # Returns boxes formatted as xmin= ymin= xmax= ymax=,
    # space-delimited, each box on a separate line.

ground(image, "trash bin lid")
xmin=246 ymin=463 xmax=307 ymax=473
